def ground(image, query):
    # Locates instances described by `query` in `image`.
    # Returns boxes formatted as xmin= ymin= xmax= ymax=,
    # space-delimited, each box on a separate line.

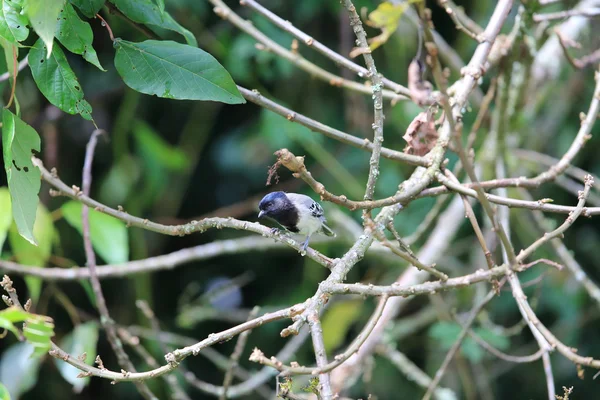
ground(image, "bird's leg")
xmin=300 ymin=236 xmax=310 ymax=252
xmin=270 ymin=227 xmax=281 ymax=235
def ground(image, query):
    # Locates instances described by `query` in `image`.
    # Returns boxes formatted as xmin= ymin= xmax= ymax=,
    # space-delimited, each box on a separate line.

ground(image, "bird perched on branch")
xmin=258 ymin=191 xmax=335 ymax=252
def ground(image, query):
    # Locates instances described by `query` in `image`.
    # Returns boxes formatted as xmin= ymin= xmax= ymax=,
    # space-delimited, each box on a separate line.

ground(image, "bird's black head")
xmin=258 ymin=191 xmax=288 ymax=219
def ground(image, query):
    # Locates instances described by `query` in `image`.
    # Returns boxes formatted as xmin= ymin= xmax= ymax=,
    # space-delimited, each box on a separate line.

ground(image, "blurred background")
xmin=0 ymin=0 xmax=600 ymax=399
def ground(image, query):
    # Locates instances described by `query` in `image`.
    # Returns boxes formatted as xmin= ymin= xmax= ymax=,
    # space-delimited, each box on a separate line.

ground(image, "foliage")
xmin=0 ymin=0 xmax=598 ymax=400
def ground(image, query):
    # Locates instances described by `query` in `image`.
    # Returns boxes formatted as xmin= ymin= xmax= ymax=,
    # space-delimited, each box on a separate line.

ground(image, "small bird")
xmin=258 ymin=191 xmax=335 ymax=252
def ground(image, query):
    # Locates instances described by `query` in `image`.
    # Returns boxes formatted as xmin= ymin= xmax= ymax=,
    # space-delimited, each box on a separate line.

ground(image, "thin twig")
xmin=81 ymin=130 xmax=157 ymax=400
xmin=208 ymin=0 xmax=408 ymax=103
xmin=239 ymin=87 xmax=427 ymax=166
xmin=341 ymin=0 xmax=384 ymax=203
xmin=534 ymin=8 xmax=600 ymax=22
xmin=423 ymin=289 xmax=497 ymax=400
xmin=220 ymin=307 xmax=260 ymax=400
xmin=239 ymin=0 xmax=409 ymax=96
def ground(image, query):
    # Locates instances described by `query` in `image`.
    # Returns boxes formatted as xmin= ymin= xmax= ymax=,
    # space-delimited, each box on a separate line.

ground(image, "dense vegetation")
xmin=0 ymin=0 xmax=599 ymax=399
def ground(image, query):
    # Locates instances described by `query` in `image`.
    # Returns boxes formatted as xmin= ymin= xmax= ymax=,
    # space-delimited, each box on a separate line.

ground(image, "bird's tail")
xmin=322 ymin=223 xmax=336 ymax=237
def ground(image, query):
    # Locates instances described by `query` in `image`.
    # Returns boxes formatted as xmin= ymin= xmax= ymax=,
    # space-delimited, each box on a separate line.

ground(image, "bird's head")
xmin=258 ymin=191 xmax=287 ymax=219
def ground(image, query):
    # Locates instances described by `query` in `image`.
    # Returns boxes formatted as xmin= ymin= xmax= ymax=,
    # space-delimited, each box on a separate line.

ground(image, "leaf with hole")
xmin=55 ymin=3 xmax=104 ymax=70
xmin=1 ymin=109 xmax=41 ymax=245
xmin=109 ymin=0 xmax=196 ymax=46
xmin=0 ymin=0 xmax=29 ymax=44
xmin=22 ymin=314 xmax=55 ymax=357
xmin=61 ymin=201 xmax=129 ymax=264
xmin=70 ymin=0 xmax=105 ymax=18
xmin=114 ymin=39 xmax=245 ymax=104
xmin=55 ymin=322 xmax=98 ymax=392
xmin=29 ymin=38 xmax=93 ymax=120
xmin=24 ymin=0 xmax=64 ymax=57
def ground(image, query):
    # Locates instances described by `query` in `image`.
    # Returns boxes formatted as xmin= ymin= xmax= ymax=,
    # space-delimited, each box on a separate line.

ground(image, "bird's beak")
xmin=258 ymin=210 xmax=265 ymax=219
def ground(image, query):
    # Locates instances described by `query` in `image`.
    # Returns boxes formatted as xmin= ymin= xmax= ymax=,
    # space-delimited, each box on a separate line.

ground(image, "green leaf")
xmin=55 ymin=3 xmax=104 ymax=70
xmin=109 ymin=0 xmax=196 ymax=46
xmin=22 ymin=314 xmax=54 ymax=357
xmin=70 ymin=0 xmax=104 ymax=18
xmin=132 ymin=120 xmax=189 ymax=171
xmin=55 ymin=322 xmax=98 ymax=392
xmin=0 ymin=188 xmax=12 ymax=254
xmin=154 ymin=0 xmax=164 ymax=13
xmin=0 ymin=382 xmax=10 ymax=400
xmin=8 ymin=204 xmax=55 ymax=302
xmin=61 ymin=201 xmax=129 ymax=264
xmin=0 ymin=0 xmax=29 ymax=44
xmin=114 ymin=39 xmax=245 ymax=104
xmin=428 ymin=321 xmax=506 ymax=363
xmin=24 ymin=0 xmax=64 ymax=57
xmin=0 ymin=342 xmax=43 ymax=399
xmin=28 ymin=38 xmax=93 ymax=120
xmin=321 ymin=300 xmax=363 ymax=352
xmin=1 ymin=109 xmax=41 ymax=245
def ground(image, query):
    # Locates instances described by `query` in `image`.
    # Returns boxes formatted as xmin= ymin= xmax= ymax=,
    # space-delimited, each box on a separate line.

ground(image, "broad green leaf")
xmin=61 ymin=201 xmax=129 ymax=264
xmin=55 ymin=3 xmax=104 ymax=70
xmin=0 ymin=188 xmax=12 ymax=254
xmin=114 ymin=39 xmax=245 ymax=104
xmin=109 ymin=0 xmax=196 ymax=46
xmin=0 ymin=0 xmax=29 ymax=44
xmin=55 ymin=322 xmax=98 ymax=392
xmin=8 ymin=204 xmax=54 ymax=302
xmin=1 ymin=109 xmax=41 ymax=245
xmin=154 ymin=0 xmax=164 ymax=13
xmin=356 ymin=0 xmax=421 ymax=54
xmin=22 ymin=314 xmax=54 ymax=357
xmin=70 ymin=0 xmax=104 ymax=18
xmin=28 ymin=38 xmax=93 ymax=120
xmin=24 ymin=0 xmax=64 ymax=57
xmin=0 ymin=342 xmax=43 ymax=399
xmin=132 ymin=120 xmax=189 ymax=171
xmin=428 ymin=321 xmax=509 ymax=363
xmin=321 ymin=300 xmax=363 ymax=352
xmin=0 ymin=307 xmax=42 ymax=339
xmin=0 ymin=382 xmax=10 ymax=400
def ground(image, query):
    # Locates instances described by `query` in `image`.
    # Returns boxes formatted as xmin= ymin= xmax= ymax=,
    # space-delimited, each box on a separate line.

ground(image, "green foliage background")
xmin=0 ymin=0 xmax=599 ymax=399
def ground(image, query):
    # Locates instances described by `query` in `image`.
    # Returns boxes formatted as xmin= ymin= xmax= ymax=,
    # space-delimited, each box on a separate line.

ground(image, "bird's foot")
xmin=270 ymin=227 xmax=281 ymax=235
xmin=299 ymin=237 xmax=310 ymax=256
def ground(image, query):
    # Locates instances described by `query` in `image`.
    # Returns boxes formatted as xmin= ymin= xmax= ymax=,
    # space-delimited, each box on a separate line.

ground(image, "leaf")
xmin=0 ymin=342 xmax=43 ymax=399
xmin=321 ymin=300 xmax=363 ymax=352
xmin=24 ymin=0 xmax=64 ymax=57
xmin=0 ymin=0 xmax=29 ymax=44
xmin=1 ymin=109 xmax=41 ymax=245
xmin=403 ymin=109 xmax=438 ymax=156
xmin=351 ymin=0 xmax=421 ymax=56
xmin=55 ymin=322 xmax=98 ymax=392
xmin=0 ymin=382 xmax=10 ymax=400
xmin=55 ymin=3 xmax=104 ymax=70
xmin=0 ymin=306 xmax=26 ymax=337
xmin=70 ymin=0 xmax=105 ymax=19
xmin=8 ymin=204 xmax=55 ymax=302
xmin=109 ymin=0 xmax=196 ymax=46
xmin=154 ymin=0 xmax=164 ymax=13
xmin=22 ymin=314 xmax=54 ymax=357
xmin=114 ymin=39 xmax=245 ymax=104
xmin=61 ymin=201 xmax=129 ymax=264
xmin=28 ymin=38 xmax=93 ymax=120
xmin=132 ymin=120 xmax=189 ymax=171
xmin=0 ymin=188 xmax=12 ymax=254
xmin=428 ymin=321 xmax=506 ymax=363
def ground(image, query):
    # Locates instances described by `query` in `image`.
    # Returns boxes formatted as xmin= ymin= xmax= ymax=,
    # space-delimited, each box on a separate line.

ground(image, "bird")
xmin=258 ymin=191 xmax=335 ymax=252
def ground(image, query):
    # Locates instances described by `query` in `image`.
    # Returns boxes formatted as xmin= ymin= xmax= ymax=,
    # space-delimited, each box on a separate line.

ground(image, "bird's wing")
xmin=286 ymin=193 xmax=324 ymax=219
